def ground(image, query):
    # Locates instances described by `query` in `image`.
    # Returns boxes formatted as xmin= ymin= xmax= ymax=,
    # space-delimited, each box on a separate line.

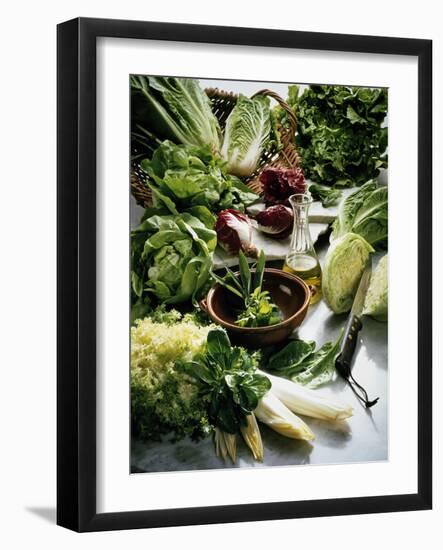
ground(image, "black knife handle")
xmin=335 ymin=314 xmax=362 ymax=379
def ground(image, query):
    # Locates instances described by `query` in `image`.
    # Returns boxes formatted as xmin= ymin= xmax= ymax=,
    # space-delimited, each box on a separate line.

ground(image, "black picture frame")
xmin=57 ymin=17 xmax=432 ymax=532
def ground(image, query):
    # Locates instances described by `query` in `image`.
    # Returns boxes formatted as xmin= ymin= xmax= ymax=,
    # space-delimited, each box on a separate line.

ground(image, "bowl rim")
xmin=205 ymin=267 xmax=311 ymax=333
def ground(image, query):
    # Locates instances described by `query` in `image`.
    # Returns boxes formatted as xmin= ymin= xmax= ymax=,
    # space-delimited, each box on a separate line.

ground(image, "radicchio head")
xmin=215 ymin=209 xmax=258 ymax=257
xmin=255 ymin=205 xmax=294 ymax=239
xmin=260 ymin=167 xmax=306 ymax=206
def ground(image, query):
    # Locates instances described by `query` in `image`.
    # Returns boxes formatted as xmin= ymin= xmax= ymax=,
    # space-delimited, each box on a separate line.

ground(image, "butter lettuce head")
xmin=363 ymin=254 xmax=388 ymax=321
xmin=131 ymin=213 xmax=217 ymax=305
xmin=141 ymin=141 xmax=258 ymax=215
xmin=322 ymin=233 xmax=374 ymax=314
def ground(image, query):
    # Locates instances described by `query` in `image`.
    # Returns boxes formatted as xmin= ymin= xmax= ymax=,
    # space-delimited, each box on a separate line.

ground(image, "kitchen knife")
xmin=335 ymin=260 xmax=379 ymax=408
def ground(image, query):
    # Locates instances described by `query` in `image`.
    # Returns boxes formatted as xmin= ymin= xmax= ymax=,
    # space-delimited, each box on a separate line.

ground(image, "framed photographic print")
xmin=57 ymin=17 xmax=432 ymax=532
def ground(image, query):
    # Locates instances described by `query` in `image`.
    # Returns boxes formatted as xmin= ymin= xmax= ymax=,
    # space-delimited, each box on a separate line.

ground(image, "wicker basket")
xmin=130 ymin=88 xmax=300 ymax=208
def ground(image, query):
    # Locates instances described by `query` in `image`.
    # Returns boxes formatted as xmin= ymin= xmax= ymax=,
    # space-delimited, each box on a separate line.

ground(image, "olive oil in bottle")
xmin=284 ymin=193 xmax=322 ymax=305
xmin=283 ymin=254 xmax=322 ymax=304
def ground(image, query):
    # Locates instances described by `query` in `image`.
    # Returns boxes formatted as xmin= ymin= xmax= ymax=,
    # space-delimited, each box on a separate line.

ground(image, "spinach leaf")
xmin=268 ymin=340 xmax=316 ymax=375
xmin=291 ymin=340 xmax=339 ymax=388
xmin=309 ymin=184 xmax=342 ymax=208
xmin=267 ymin=332 xmax=343 ymax=388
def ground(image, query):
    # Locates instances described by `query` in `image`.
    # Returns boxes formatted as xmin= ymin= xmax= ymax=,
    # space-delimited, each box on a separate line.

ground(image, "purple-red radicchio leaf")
xmin=260 ymin=167 xmax=306 ymax=206
xmin=255 ymin=205 xmax=294 ymax=239
xmin=215 ymin=209 xmax=258 ymax=257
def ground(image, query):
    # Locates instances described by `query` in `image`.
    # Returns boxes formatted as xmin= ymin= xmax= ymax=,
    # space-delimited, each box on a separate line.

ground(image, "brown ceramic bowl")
xmin=202 ymin=268 xmax=310 ymax=348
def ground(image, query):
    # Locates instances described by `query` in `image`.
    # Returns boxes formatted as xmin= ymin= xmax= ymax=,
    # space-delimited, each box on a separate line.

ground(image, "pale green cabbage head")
xmin=363 ymin=254 xmax=388 ymax=321
xmin=322 ymin=233 xmax=374 ymax=314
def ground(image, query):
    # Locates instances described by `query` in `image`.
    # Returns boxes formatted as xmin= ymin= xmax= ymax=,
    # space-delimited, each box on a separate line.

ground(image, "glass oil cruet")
xmin=283 ymin=193 xmax=322 ymax=304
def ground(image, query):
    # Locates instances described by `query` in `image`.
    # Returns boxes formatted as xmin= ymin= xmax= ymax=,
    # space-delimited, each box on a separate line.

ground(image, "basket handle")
xmin=252 ymin=89 xmax=297 ymax=142
xmin=205 ymin=87 xmax=238 ymax=102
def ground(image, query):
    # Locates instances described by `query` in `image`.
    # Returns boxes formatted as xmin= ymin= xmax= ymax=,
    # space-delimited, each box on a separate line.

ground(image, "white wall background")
xmin=0 ymin=1 xmax=440 ymax=547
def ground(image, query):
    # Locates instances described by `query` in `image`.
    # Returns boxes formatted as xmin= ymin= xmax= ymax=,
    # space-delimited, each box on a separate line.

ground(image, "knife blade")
xmin=335 ymin=260 xmax=379 ymax=408
xmin=351 ymin=261 xmax=372 ymax=317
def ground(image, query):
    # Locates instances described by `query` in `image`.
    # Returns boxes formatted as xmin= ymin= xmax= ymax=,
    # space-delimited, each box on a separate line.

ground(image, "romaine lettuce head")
xmin=322 ymin=233 xmax=374 ymax=313
xmin=131 ymin=76 xmax=222 ymax=153
xmin=221 ymin=95 xmax=277 ymax=177
xmin=131 ymin=213 xmax=217 ymax=305
xmin=363 ymin=254 xmax=388 ymax=321
xmin=331 ymin=180 xmax=388 ymax=250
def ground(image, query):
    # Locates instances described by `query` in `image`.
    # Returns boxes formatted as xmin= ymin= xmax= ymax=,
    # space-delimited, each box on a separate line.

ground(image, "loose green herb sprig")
xmin=211 ymin=250 xmax=282 ymax=328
